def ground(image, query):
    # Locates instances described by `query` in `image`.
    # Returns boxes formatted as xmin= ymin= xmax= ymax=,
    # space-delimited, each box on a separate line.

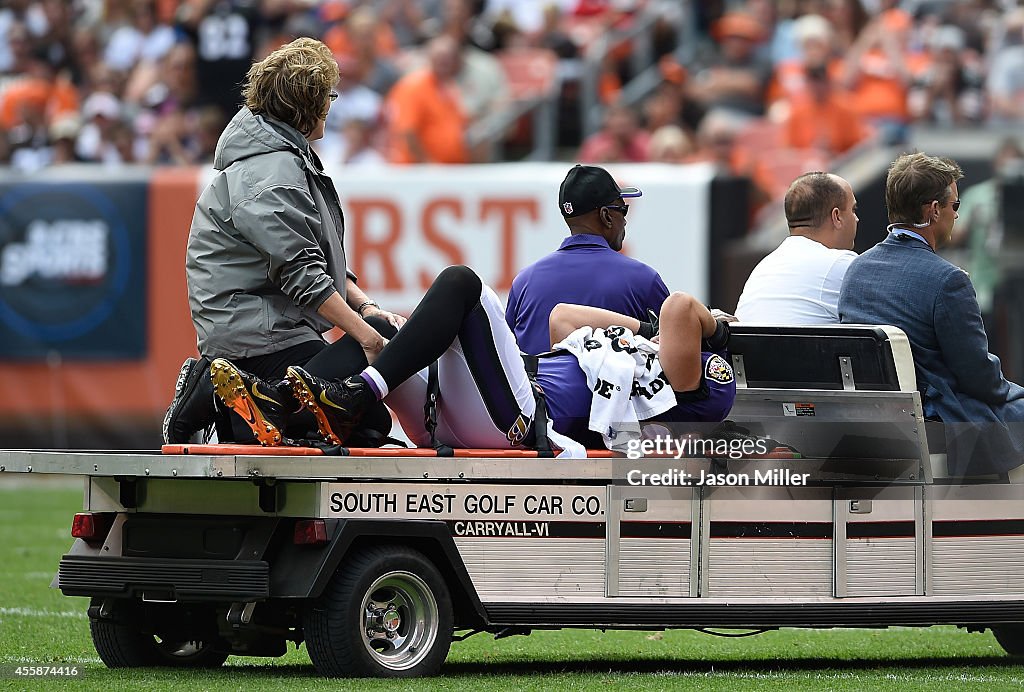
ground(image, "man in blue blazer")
xmin=839 ymin=152 xmax=1024 ymax=476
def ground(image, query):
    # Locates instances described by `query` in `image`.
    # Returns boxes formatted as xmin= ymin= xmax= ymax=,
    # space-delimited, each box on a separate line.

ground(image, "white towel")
xmin=554 ymin=325 xmax=677 ymax=452
xmin=548 ymin=424 xmax=587 ymax=459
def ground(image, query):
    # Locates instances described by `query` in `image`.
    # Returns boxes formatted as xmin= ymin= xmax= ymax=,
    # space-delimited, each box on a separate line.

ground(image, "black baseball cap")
xmin=558 ymin=165 xmax=642 ymax=218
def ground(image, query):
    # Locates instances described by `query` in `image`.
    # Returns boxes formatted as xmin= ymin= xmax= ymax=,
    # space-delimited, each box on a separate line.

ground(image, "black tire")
xmin=303 ymin=546 xmax=453 ymax=678
xmin=90 ymin=601 xmax=229 ymax=669
xmin=994 ymin=625 xmax=1024 ymax=656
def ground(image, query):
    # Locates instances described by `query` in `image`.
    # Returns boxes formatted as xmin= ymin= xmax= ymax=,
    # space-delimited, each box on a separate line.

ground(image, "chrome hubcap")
xmin=360 ymin=571 xmax=438 ymax=671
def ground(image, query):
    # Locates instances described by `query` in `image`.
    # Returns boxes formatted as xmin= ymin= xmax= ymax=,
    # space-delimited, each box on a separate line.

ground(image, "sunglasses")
xmin=604 ymin=204 xmax=629 ymax=217
xmin=329 ymin=92 xmax=339 ymax=102
xmin=926 ymin=197 xmax=960 ymax=212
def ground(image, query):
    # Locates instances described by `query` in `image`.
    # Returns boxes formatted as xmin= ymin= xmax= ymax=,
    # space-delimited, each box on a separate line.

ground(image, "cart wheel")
xmin=994 ymin=625 xmax=1024 ymax=656
xmin=89 ymin=601 xmax=229 ymax=668
xmin=304 ymin=546 xmax=453 ymax=677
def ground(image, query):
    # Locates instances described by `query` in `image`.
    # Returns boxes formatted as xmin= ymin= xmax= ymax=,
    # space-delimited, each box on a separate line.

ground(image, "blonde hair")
xmin=242 ymin=38 xmax=339 ymax=136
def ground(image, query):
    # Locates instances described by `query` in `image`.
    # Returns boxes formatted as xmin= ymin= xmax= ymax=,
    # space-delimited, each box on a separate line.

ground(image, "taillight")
xmin=294 ymin=519 xmax=328 ymax=546
xmin=71 ymin=513 xmax=111 ymax=541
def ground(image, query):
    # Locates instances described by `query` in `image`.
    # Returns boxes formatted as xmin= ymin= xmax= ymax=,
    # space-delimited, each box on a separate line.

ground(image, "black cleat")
xmin=286 ymin=366 xmax=374 ymax=445
xmin=210 ymin=358 xmax=287 ymax=446
xmin=163 ymin=357 xmax=215 ymax=444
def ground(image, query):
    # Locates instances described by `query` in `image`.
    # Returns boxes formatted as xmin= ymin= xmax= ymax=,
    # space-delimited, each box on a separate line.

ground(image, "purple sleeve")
xmin=648 ymin=271 xmax=670 ymax=311
xmin=505 ymin=276 xmax=521 ymax=332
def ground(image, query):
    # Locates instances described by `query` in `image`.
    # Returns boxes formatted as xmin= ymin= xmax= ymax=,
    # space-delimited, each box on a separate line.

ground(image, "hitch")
xmin=494 ymin=626 xmax=532 ymax=640
xmin=227 ymin=601 xmax=257 ymax=626
xmin=87 ymin=598 xmax=115 ymax=620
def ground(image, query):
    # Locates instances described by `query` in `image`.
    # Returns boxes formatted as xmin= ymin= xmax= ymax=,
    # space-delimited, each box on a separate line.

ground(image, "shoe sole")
xmin=286 ymin=366 xmax=342 ymax=445
xmin=211 ymin=359 xmax=283 ymax=446
xmin=163 ymin=358 xmax=199 ymax=444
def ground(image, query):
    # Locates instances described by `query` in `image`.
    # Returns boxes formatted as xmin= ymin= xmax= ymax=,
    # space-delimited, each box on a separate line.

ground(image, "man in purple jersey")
xmin=506 ymin=165 xmax=670 ymax=355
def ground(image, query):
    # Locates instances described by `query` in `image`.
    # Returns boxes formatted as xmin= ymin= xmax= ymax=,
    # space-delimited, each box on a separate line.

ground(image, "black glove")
xmin=637 ymin=308 xmax=659 ymax=340
xmin=702 ymin=318 xmax=730 ymax=352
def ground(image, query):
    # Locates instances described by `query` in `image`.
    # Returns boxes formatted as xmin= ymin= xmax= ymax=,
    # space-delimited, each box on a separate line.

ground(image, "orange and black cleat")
xmin=285 ymin=366 xmax=372 ymax=445
xmin=210 ymin=358 xmax=287 ymax=446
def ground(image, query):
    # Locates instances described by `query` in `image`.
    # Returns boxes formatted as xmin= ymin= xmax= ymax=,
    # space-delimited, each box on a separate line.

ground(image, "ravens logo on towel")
xmin=705 ymin=354 xmax=735 ymax=384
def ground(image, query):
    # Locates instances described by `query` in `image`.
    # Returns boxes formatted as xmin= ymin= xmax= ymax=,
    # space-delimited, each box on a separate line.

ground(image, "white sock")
xmin=361 ymin=366 xmax=389 ymax=400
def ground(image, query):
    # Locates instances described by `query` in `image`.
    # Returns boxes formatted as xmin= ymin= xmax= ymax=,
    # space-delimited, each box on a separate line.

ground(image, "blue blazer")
xmin=838 ymin=233 xmax=1024 ymax=475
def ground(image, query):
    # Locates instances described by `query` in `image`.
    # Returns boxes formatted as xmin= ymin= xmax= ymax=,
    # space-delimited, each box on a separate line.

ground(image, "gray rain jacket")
xmin=186 ymin=107 xmax=355 ymax=359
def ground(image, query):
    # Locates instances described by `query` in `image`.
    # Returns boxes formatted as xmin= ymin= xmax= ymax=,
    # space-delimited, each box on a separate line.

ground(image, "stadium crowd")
xmin=0 ymin=0 xmax=1019 ymax=180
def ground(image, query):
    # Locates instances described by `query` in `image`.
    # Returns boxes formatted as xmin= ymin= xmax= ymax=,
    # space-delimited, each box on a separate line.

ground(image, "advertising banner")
xmin=0 ymin=181 xmax=147 ymax=359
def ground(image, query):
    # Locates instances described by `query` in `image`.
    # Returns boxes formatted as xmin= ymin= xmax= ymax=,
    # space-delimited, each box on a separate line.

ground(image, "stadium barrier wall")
xmin=0 ymin=163 xmax=714 ymax=448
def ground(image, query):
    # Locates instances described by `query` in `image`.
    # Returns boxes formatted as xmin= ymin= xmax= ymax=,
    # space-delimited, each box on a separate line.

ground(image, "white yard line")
xmin=645 ymin=670 xmax=1024 ymax=684
xmin=1 ymin=654 xmax=103 ymax=665
xmin=0 ymin=607 xmax=85 ymax=619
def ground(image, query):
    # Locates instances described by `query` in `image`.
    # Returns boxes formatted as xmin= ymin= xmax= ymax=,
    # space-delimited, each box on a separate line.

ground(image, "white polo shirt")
xmin=735 ymin=235 xmax=857 ymax=324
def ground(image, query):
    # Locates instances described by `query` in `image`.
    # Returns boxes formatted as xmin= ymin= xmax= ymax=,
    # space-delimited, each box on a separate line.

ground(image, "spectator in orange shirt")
xmin=785 ymin=63 xmax=870 ymax=156
xmin=386 ymin=34 xmax=469 ymax=164
xmin=324 ymin=5 xmax=401 ymax=96
xmin=839 ymin=14 xmax=923 ymax=144
xmin=0 ymin=45 xmax=79 ymax=139
xmin=0 ymin=72 xmax=77 ymax=132
xmin=325 ymin=4 xmax=398 ymax=59
xmin=766 ymin=14 xmax=844 ymax=111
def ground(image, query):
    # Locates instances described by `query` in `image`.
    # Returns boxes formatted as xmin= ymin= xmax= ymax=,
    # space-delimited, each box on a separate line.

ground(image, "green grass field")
xmin=2 ymin=479 xmax=1023 ymax=690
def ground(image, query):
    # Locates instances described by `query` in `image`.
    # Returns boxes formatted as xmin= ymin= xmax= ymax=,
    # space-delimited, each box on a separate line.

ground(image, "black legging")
xmin=370 ymin=265 xmax=483 ymax=389
xmin=363 ymin=265 xmax=533 ymax=446
xmin=255 ymin=267 xmax=506 ymax=443
xmin=303 ymin=315 xmax=399 ymax=379
xmin=232 ymin=315 xmax=398 ymax=381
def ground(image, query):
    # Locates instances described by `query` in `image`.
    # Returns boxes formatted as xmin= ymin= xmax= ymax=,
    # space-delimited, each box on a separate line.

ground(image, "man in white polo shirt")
xmin=736 ymin=172 xmax=859 ymax=324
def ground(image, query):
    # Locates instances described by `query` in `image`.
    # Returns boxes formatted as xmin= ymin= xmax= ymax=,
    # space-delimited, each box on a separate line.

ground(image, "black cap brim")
xmin=620 ymin=186 xmax=642 ymax=198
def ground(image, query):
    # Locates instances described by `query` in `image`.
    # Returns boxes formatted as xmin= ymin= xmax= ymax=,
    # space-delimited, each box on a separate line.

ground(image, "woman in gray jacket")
xmin=164 ymin=37 xmax=403 ymax=445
